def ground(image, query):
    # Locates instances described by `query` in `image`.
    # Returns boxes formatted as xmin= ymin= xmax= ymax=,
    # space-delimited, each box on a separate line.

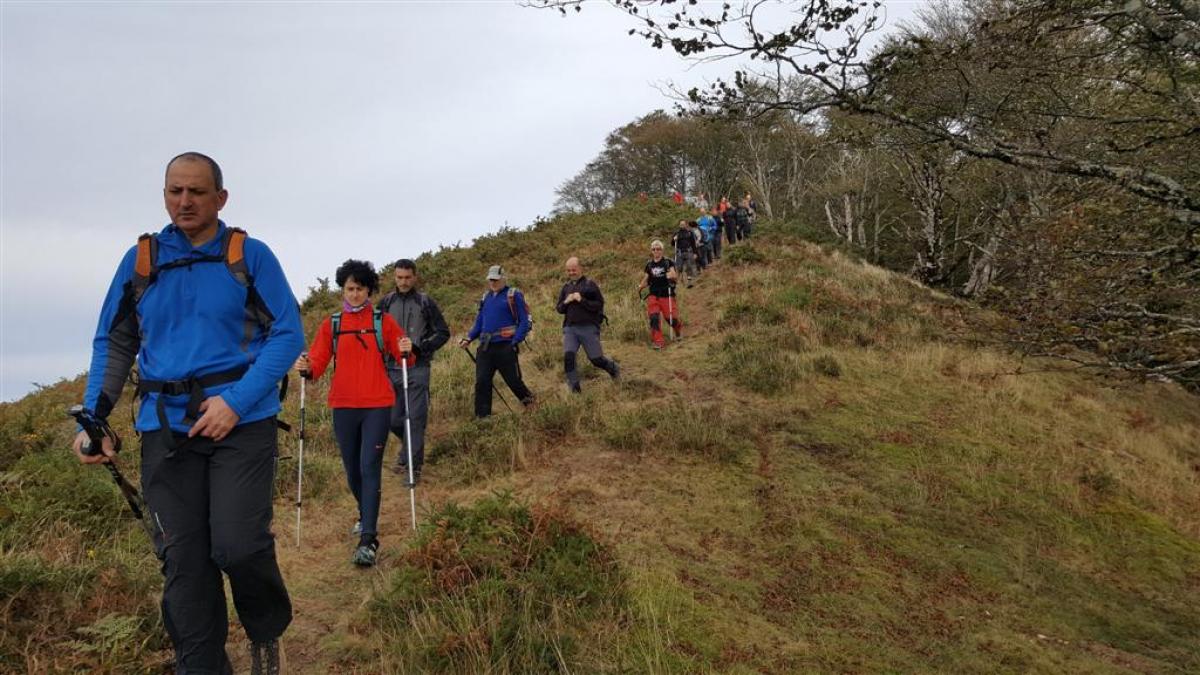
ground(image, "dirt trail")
xmin=223 ymin=257 xmax=739 ymax=673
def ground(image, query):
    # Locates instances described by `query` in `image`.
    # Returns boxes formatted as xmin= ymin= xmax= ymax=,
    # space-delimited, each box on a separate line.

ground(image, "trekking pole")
xmin=400 ymin=355 xmax=418 ymax=530
xmin=67 ymin=406 xmax=156 ymax=544
xmin=666 ymin=284 xmax=678 ymax=341
xmin=296 ymin=360 xmax=308 ymax=547
xmin=462 ymin=344 xmax=515 ymax=414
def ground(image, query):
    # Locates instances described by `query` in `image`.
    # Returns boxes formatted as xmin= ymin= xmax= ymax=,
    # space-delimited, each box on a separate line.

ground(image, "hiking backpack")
xmin=480 ymin=287 xmax=535 ymax=337
xmin=121 ymin=227 xmax=291 ymax=430
xmin=126 ymin=227 xmax=274 ymax=345
xmin=330 ymin=309 xmax=386 ymax=369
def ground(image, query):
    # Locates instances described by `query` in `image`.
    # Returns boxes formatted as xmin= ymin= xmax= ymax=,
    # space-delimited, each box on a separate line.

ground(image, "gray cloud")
xmin=1 ymin=1 xmax=920 ymax=401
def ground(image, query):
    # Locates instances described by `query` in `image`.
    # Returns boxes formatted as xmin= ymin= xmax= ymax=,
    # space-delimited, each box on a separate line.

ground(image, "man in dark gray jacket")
xmin=556 ymin=256 xmax=620 ymax=393
xmin=378 ymin=259 xmax=450 ymax=483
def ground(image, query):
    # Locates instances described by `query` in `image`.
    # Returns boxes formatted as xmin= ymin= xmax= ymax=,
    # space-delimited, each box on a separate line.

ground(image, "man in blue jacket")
xmin=74 ymin=152 xmax=304 ymax=675
xmin=458 ymin=265 xmax=535 ymax=418
xmin=698 ymin=208 xmax=721 ymax=262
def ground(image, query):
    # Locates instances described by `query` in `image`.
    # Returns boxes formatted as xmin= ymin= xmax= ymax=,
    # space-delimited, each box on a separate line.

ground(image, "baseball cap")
xmin=486 ymin=265 xmax=505 ymax=280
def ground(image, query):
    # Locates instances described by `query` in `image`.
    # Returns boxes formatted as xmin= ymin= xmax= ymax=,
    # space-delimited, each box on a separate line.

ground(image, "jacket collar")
xmin=160 ymin=220 xmax=227 ymax=257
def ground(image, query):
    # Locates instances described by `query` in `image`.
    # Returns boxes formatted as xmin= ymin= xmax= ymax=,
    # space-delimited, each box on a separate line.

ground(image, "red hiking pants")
xmin=646 ymin=295 xmax=681 ymax=347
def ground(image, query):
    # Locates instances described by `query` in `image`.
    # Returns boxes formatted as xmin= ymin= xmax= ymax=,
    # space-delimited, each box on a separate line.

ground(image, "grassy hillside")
xmin=2 ymin=199 xmax=1199 ymax=673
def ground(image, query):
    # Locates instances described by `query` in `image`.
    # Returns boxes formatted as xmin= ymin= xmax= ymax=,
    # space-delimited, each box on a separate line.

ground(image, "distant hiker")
xmin=696 ymin=191 xmax=710 ymax=211
xmin=378 ymin=259 xmax=450 ymax=482
xmin=556 ymin=256 xmax=620 ymax=392
xmin=458 ymin=265 xmax=535 ymax=418
xmin=698 ymin=208 xmax=720 ymax=263
xmin=74 ymin=152 xmax=303 ymax=674
xmin=693 ymin=220 xmax=706 ymax=264
xmin=709 ymin=207 xmax=725 ymax=260
xmin=295 ymin=259 xmax=414 ymax=568
xmin=671 ymin=219 xmax=699 ymax=288
xmin=672 ymin=190 xmax=684 ymax=206
xmin=639 ymin=240 xmax=682 ymax=349
xmin=740 ymin=196 xmax=756 ymax=237
xmin=730 ymin=201 xmax=750 ymax=242
xmin=723 ymin=200 xmax=739 ymax=244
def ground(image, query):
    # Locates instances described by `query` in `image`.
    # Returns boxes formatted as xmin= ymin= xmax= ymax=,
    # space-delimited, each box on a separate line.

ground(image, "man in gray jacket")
xmin=379 ymin=259 xmax=450 ymax=483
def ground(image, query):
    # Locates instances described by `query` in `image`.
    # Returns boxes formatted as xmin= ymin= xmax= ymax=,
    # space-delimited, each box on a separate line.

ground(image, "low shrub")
xmin=365 ymin=493 xmax=629 ymax=673
xmin=811 ymin=354 xmax=843 ymax=378
xmin=718 ymin=334 xmax=805 ymax=395
xmin=723 ymin=245 xmax=765 ymax=267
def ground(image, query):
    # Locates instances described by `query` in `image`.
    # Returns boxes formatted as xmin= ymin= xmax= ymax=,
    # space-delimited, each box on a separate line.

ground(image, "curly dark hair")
xmin=335 ymin=259 xmax=379 ymax=294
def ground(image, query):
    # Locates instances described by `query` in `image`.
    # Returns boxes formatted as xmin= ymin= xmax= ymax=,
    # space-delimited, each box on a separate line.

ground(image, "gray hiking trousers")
xmin=562 ymin=323 xmax=618 ymax=391
xmin=675 ymin=250 xmax=698 ymax=282
xmin=388 ymin=363 xmax=431 ymax=470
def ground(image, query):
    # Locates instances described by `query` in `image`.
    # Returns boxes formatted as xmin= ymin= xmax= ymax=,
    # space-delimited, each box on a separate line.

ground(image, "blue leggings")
xmin=332 ymin=407 xmax=390 ymax=537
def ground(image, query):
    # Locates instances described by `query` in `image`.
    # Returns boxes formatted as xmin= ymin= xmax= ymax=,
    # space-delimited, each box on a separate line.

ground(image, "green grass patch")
xmin=427 ymin=415 xmax=523 ymax=484
xmin=723 ymin=244 xmax=765 ymax=267
xmin=364 ymin=493 xmax=631 ymax=673
xmin=718 ymin=333 xmax=805 ymax=395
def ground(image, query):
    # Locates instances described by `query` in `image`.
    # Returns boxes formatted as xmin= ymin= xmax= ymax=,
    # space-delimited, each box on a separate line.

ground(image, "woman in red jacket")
xmin=294 ymin=259 xmax=413 ymax=567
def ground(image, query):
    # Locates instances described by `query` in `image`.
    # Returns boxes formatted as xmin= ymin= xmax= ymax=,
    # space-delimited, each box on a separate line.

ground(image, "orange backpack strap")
xmin=130 ymin=233 xmax=158 ymax=303
xmin=222 ymin=227 xmax=250 ymax=285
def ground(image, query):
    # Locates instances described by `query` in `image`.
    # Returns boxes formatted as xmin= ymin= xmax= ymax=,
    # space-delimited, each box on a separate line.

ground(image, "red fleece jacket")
xmin=306 ymin=306 xmax=414 ymax=408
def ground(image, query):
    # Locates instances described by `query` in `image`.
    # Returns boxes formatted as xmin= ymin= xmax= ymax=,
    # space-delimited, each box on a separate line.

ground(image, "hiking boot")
xmin=351 ymin=520 xmax=361 ymax=536
xmin=352 ymin=537 xmax=379 ymax=567
xmin=250 ymin=639 xmax=280 ymax=675
xmin=609 ymin=360 xmax=621 ymax=381
xmin=652 ymin=344 xmax=662 ymax=351
xmin=391 ymin=463 xmax=406 ymax=476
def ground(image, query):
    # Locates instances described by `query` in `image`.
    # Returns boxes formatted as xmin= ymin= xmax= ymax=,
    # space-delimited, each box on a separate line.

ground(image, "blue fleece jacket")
xmin=83 ymin=221 xmax=305 ymax=432
xmin=698 ymin=214 xmax=718 ymax=239
xmin=467 ymin=286 xmax=531 ymax=345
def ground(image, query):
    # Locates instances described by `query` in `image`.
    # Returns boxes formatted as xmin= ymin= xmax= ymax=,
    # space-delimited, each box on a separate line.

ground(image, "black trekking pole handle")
xmin=68 ymin=406 xmax=156 ymax=542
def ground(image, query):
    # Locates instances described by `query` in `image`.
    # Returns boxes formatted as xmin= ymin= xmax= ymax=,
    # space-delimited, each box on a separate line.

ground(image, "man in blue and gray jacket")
xmin=73 ymin=152 xmax=304 ymax=675
xmin=458 ymin=265 xmax=536 ymax=418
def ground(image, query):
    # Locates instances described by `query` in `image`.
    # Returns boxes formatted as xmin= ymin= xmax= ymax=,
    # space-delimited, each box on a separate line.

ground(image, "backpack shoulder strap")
xmin=222 ymin=227 xmax=249 ymax=286
xmin=331 ymin=312 xmax=343 ymax=359
xmin=507 ymin=288 xmax=518 ymax=322
xmin=373 ymin=308 xmax=385 ymax=354
xmin=220 ymin=227 xmax=275 ymax=352
xmin=131 ymin=233 xmax=158 ymax=303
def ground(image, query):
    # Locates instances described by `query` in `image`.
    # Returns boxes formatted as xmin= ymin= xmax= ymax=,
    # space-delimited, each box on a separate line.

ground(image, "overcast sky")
xmin=1 ymin=0 xmax=921 ymax=402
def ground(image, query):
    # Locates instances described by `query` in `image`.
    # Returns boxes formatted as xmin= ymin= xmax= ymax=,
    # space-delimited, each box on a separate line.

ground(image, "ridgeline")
xmin=2 ymin=199 xmax=1199 ymax=673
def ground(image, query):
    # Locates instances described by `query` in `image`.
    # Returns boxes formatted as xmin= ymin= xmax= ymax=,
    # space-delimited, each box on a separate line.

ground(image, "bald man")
xmin=555 ymin=257 xmax=620 ymax=392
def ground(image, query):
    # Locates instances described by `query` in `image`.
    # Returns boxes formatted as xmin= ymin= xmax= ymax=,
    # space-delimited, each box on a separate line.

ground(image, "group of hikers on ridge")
xmin=70 ymin=151 xmax=756 ymax=674
xmin=642 ymin=192 xmax=756 ymax=348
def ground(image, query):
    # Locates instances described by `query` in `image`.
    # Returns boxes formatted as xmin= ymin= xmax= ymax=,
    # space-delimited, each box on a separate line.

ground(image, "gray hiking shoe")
xmin=250 ymin=639 xmax=280 ymax=675
xmin=352 ymin=538 xmax=379 ymax=567
xmin=609 ymin=360 xmax=621 ymax=381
